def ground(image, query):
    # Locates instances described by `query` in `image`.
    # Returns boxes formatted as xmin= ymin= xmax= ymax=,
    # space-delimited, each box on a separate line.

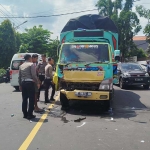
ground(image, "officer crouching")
xmin=18 ymin=54 xmax=39 ymax=119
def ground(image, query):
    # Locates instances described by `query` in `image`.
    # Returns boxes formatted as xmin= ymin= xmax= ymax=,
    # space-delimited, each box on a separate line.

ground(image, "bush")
xmin=0 ymin=68 xmax=6 ymax=77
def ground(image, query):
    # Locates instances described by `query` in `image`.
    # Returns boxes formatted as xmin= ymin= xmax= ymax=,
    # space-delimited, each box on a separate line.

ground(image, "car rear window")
xmin=11 ymin=60 xmax=25 ymax=70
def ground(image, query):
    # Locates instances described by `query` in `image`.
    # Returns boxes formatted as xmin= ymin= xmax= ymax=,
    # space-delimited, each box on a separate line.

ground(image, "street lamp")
xmin=14 ymin=20 xmax=28 ymax=30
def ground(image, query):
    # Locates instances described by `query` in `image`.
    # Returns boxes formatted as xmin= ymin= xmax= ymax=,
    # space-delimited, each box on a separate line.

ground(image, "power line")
xmin=0 ymin=9 xmax=98 ymax=18
xmin=0 ymin=4 xmax=26 ymax=31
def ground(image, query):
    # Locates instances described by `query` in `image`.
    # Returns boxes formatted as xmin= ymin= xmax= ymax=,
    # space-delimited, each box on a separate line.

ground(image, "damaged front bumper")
xmin=60 ymin=89 xmax=111 ymax=100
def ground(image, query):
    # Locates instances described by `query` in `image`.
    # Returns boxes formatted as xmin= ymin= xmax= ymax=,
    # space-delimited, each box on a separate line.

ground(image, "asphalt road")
xmin=0 ymin=83 xmax=150 ymax=150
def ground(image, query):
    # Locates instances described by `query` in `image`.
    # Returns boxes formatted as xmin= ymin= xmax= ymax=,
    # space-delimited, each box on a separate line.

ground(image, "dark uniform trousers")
xmin=38 ymin=75 xmax=45 ymax=99
xmin=22 ymin=81 xmax=35 ymax=116
xmin=44 ymin=79 xmax=55 ymax=101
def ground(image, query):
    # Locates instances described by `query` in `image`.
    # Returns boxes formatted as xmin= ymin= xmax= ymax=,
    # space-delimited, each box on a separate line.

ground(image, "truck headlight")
xmin=99 ymin=78 xmax=113 ymax=90
xmin=145 ymin=73 xmax=149 ymax=77
xmin=123 ymin=72 xmax=131 ymax=77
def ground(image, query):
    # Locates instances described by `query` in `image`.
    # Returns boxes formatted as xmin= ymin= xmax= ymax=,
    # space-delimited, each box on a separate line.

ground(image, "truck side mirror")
xmin=114 ymin=50 xmax=120 ymax=62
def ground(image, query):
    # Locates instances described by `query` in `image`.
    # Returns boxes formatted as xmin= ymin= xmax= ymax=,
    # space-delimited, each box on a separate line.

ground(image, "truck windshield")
xmin=59 ymin=44 xmax=109 ymax=63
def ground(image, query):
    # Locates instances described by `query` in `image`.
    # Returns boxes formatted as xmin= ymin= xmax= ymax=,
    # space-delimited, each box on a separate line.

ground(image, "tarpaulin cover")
xmin=61 ymin=14 xmax=118 ymax=33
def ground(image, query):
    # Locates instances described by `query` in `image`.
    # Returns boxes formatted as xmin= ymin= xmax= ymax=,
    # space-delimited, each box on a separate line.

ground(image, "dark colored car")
xmin=117 ymin=62 xmax=150 ymax=89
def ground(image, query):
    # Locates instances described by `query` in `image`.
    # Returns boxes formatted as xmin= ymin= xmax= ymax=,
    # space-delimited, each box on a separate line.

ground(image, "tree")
xmin=136 ymin=5 xmax=150 ymax=54
xmin=46 ymin=39 xmax=60 ymax=63
xmin=96 ymin=0 xmax=142 ymax=59
xmin=19 ymin=25 xmax=52 ymax=54
xmin=0 ymin=19 xmax=16 ymax=68
xmin=128 ymin=43 xmax=147 ymax=58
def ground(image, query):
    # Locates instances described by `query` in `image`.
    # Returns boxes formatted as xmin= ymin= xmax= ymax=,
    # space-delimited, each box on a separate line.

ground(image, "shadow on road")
xmin=49 ymin=88 xmax=148 ymax=120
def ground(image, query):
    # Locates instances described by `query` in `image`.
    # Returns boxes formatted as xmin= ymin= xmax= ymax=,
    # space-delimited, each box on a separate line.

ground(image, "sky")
xmin=0 ymin=0 xmax=150 ymax=39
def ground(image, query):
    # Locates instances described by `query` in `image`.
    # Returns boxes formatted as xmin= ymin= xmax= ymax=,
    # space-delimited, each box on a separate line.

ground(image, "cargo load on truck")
xmin=61 ymin=14 xmax=118 ymax=33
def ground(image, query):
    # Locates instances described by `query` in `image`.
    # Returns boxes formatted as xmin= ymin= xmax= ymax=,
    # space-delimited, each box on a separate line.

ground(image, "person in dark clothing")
xmin=18 ymin=54 xmax=38 ymax=120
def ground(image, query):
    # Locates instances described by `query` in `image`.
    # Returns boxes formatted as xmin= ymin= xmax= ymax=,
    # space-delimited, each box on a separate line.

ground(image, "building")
xmin=133 ymin=36 xmax=148 ymax=51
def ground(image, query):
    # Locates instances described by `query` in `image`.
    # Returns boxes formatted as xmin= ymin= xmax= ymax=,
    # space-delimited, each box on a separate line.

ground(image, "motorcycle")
xmin=3 ymin=75 xmax=10 ymax=83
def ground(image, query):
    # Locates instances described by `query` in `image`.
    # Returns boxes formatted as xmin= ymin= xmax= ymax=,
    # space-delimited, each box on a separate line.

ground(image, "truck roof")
xmin=61 ymin=14 xmax=118 ymax=33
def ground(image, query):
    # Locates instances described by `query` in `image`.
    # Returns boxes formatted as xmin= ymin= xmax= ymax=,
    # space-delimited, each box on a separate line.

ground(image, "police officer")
xmin=37 ymin=54 xmax=47 ymax=101
xmin=18 ymin=54 xmax=38 ymax=119
xmin=44 ymin=57 xmax=55 ymax=103
xmin=32 ymin=54 xmax=43 ymax=112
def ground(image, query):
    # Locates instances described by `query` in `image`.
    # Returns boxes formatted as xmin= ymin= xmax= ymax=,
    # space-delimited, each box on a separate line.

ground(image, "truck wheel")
xmin=143 ymin=85 xmax=149 ymax=90
xmin=119 ymin=78 xmax=126 ymax=89
xmin=104 ymin=101 xmax=110 ymax=111
xmin=60 ymin=92 xmax=69 ymax=110
xmin=14 ymin=86 xmax=19 ymax=91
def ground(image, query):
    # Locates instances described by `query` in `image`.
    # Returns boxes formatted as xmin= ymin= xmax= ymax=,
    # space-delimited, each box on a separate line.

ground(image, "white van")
xmin=10 ymin=53 xmax=42 ymax=90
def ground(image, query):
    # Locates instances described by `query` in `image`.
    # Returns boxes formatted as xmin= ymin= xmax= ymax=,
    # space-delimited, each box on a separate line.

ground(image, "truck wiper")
xmin=64 ymin=61 xmax=86 ymax=66
xmin=85 ymin=61 xmax=102 ymax=66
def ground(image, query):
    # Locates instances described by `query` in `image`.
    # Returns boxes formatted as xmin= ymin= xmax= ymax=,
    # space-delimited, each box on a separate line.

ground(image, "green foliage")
xmin=0 ymin=68 xmax=6 ymax=77
xmin=19 ymin=25 xmax=59 ymax=63
xmin=0 ymin=19 xmax=17 ymax=68
xmin=136 ymin=6 xmax=150 ymax=44
xmin=19 ymin=25 xmax=52 ymax=54
xmin=96 ymin=0 xmax=142 ymax=59
xmin=46 ymin=39 xmax=59 ymax=63
xmin=129 ymin=47 xmax=147 ymax=58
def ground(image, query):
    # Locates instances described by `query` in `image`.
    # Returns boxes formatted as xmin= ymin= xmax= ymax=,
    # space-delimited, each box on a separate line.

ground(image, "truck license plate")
xmin=75 ymin=92 xmax=92 ymax=97
xmin=135 ymin=78 xmax=143 ymax=81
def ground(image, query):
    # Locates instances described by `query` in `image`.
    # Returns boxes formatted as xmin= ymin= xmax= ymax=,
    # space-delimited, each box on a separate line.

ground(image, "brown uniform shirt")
xmin=45 ymin=64 xmax=53 ymax=79
xmin=37 ymin=61 xmax=47 ymax=74
xmin=18 ymin=61 xmax=38 ymax=86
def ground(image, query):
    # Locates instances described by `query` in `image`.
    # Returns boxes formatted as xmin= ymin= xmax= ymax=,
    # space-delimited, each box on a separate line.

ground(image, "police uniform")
xmin=37 ymin=61 xmax=47 ymax=99
xmin=44 ymin=63 xmax=55 ymax=102
xmin=18 ymin=61 xmax=38 ymax=119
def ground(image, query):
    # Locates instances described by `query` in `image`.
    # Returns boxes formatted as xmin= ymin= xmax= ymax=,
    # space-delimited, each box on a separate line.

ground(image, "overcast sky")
xmin=0 ymin=0 xmax=149 ymax=39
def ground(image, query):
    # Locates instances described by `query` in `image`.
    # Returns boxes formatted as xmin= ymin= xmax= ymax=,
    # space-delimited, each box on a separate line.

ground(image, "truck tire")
xmin=60 ymin=92 xmax=69 ymax=110
xmin=104 ymin=100 xmax=110 ymax=111
xmin=14 ymin=86 xmax=19 ymax=91
xmin=143 ymin=85 xmax=149 ymax=90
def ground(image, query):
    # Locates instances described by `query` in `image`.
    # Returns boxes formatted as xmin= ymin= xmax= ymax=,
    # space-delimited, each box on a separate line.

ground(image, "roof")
xmin=133 ymin=36 xmax=146 ymax=41
xmin=133 ymin=36 xmax=148 ymax=51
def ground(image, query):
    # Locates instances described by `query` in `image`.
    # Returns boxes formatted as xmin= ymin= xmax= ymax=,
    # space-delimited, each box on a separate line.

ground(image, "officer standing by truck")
xmin=37 ymin=54 xmax=47 ymax=101
xmin=18 ymin=54 xmax=38 ymax=119
xmin=44 ymin=57 xmax=55 ymax=103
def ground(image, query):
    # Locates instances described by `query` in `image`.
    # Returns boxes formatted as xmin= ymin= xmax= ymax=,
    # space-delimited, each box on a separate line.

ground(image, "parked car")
xmin=140 ymin=64 xmax=147 ymax=72
xmin=117 ymin=62 xmax=150 ymax=89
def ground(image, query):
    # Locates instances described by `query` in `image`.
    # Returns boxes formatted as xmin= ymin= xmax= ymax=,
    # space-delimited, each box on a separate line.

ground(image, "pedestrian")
xmin=32 ymin=54 xmax=43 ymax=112
xmin=37 ymin=54 xmax=47 ymax=101
xmin=18 ymin=54 xmax=38 ymax=119
xmin=44 ymin=57 xmax=55 ymax=103
xmin=147 ymin=61 xmax=150 ymax=76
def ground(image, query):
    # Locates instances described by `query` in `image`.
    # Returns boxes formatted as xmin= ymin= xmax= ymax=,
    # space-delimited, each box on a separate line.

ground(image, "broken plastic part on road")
xmin=141 ymin=140 xmax=145 ymax=143
xmin=74 ymin=117 xmax=86 ymax=122
xmin=11 ymin=114 xmax=14 ymax=117
xmin=111 ymin=117 xmax=113 ymax=121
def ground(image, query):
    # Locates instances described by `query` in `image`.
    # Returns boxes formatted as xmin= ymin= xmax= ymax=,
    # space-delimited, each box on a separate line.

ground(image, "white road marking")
xmin=77 ymin=122 xmax=86 ymax=128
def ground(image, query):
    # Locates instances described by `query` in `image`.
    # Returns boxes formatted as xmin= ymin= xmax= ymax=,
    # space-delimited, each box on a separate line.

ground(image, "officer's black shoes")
xmin=50 ymin=98 xmax=55 ymax=101
xmin=61 ymin=106 xmax=70 ymax=111
xmin=23 ymin=115 xmax=27 ymax=119
xmin=45 ymin=100 xmax=51 ymax=103
xmin=27 ymin=115 xmax=36 ymax=120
